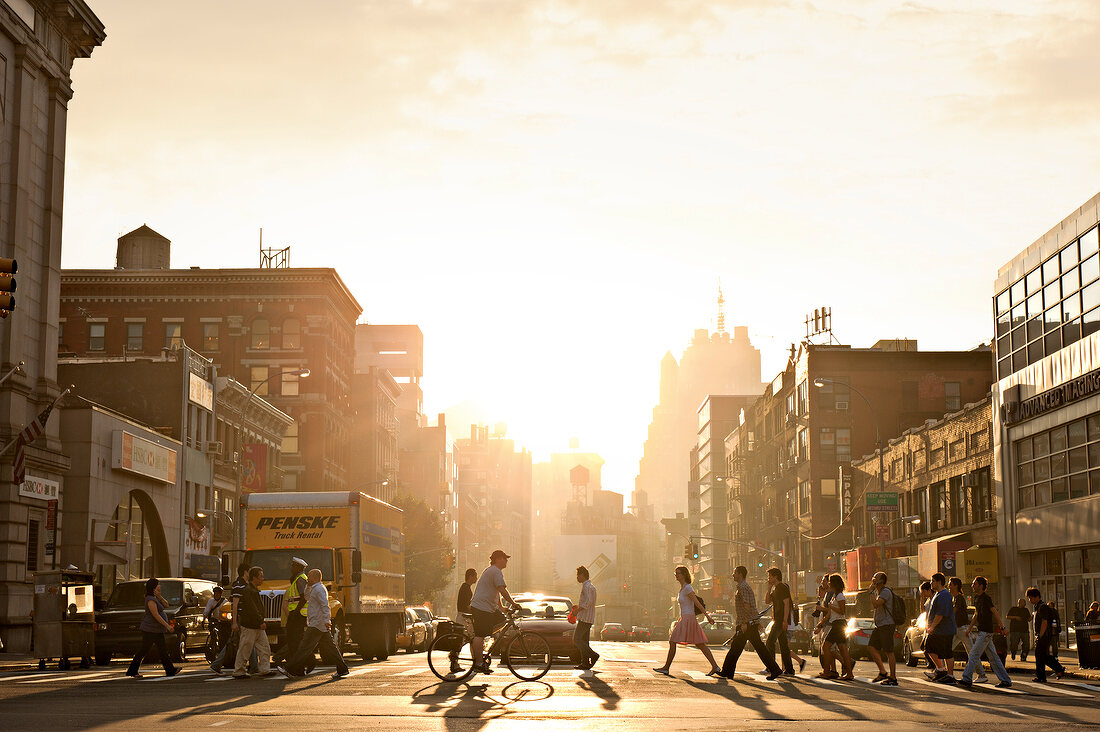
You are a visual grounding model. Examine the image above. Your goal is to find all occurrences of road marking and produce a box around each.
[1072,682,1100,692]
[0,672,68,683]
[345,667,377,677]
[18,670,119,684]
[682,670,710,680]
[1013,680,1090,697]
[394,668,426,676]
[205,676,233,682]
[807,676,842,685]
[209,721,230,727]
[629,669,657,679]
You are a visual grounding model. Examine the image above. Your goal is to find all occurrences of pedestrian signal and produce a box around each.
[0,257,15,318]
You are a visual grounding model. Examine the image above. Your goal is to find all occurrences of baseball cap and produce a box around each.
[490,550,511,561]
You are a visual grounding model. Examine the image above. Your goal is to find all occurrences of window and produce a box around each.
[915,487,929,527]
[932,482,948,527]
[798,480,811,515]
[281,367,301,396]
[930,446,945,467]
[89,323,105,351]
[282,319,301,349]
[250,366,269,395]
[819,428,836,462]
[250,318,270,349]
[164,323,183,349]
[58,321,64,347]
[26,519,39,572]
[1014,417,1100,508]
[951,476,968,526]
[282,422,299,454]
[945,382,961,411]
[797,380,808,415]
[797,428,808,460]
[948,438,965,461]
[202,323,220,352]
[836,428,851,463]
[126,323,143,351]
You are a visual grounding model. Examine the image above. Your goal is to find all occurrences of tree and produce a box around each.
[394,493,452,605]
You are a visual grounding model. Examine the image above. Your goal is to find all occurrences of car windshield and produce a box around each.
[605,623,622,629]
[515,598,572,618]
[243,549,334,582]
[413,608,432,622]
[107,581,183,609]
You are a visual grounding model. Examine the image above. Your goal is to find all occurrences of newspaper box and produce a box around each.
[32,570,96,670]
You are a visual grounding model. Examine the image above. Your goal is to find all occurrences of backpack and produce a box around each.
[888,589,907,626]
[695,595,706,615]
[1049,604,1061,636]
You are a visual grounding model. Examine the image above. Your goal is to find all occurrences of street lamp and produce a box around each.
[872,514,921,574]
[235,367,310,546]
[195,509,235,539]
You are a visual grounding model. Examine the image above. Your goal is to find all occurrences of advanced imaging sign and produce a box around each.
[1004,368,1100,425]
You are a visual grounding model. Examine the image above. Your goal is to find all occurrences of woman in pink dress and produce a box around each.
[654,566,721,676]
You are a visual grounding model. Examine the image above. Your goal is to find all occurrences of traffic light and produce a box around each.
[690,542,699,560]
[756,556,765,569]
[0,257,15,318]
[445,552,455,569]
[683,543,691,561]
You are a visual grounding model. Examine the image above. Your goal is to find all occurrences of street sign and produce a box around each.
[875,523,890,542]
[866,492,899,511]
[838,465,852,516]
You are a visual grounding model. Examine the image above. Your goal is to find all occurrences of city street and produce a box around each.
[2,642,1098,730]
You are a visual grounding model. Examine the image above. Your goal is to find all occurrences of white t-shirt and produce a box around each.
[678,584,697,616]
[470,564,507,613]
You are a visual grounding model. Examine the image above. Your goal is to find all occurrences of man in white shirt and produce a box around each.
[469,549,517,674]
[573,565,599,670]
[277,569,349,680]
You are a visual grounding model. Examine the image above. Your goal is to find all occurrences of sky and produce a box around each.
[60,0,1100,498]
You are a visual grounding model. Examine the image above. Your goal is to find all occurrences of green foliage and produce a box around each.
[394,493,452,605]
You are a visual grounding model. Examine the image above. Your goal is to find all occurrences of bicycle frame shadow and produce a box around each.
[410,679,555,730]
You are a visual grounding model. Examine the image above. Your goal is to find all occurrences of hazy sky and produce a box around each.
[61,0,1100,500]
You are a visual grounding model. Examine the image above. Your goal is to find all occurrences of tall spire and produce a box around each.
[716,280,726,335]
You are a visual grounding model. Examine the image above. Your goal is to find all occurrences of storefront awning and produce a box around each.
[917,532,973,579]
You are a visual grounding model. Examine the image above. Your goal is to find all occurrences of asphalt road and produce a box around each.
[2,642,1098,730]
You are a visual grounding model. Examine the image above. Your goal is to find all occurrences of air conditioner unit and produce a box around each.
[204,441,223,455]
[835,400,849,411]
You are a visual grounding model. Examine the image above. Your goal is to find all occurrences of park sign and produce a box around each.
[866,491,899,511]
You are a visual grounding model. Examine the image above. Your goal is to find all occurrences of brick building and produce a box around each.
[0,0,105,652]
[59,227,361,494]
[723,341,993,599]
[851,395,996,593]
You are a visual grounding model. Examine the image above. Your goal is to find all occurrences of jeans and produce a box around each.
[234,627,272,676]
[126,631,177,676]
[765,620,794,673]
[1008,630,1030,660]
[287,626,347,675]
[1034,635,1065,681]
[273,611,306,663]
[955,630,985,678]
[214,627,258,673]
[961,631,1010,685]
[573,621,598,666]
[722,622,781,676]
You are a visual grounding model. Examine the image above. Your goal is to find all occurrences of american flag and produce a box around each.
[12,401,57,486]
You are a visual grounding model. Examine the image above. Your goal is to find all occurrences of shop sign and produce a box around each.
[1003,368,1100,424]
[19,473,59,501]
[242,443,267,493]
[838,465,852,517]
[112,431,177,484]
[956,546,998,582]
[188,372,214,411]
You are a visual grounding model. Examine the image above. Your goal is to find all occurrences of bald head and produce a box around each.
[307,569,322,584]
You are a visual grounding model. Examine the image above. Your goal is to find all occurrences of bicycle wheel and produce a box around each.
[427,633,477,682]
[504,631,552,681]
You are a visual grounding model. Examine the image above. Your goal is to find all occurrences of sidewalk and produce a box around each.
[1001,653,1100,682]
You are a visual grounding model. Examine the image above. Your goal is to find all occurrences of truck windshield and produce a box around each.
[244,549,334,582]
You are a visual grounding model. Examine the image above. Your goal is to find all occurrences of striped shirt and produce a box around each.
[734,580,759,625]
[577,580,597,624]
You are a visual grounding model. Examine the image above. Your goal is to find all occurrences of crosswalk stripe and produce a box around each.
[629,669,656,679]
[0,671,67,682]
[1012,680,1091,697]
[1073,682,1100,693]
[682,670,709,680]
[394,668,426,676]
[18,670,117,684]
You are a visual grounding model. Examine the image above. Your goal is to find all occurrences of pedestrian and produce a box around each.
[652,566,721,677]
[271,557,309,667]
[813,575,837,677]
[1027,587,1066,683]
[449,568,477,673]
[817,573,854,681]
[958,576,1012,689]
[278,569,349,680]
[950,576,985,682]
[918,580,935,669]
[718,565,783,680]
[924,572,957,684]
[573,565,599,670]
[868,571,898,686]
[204,586,228,656]
[234,566,277,679]
[762,567,797,675]
[212,562,257,675]
[469,550,518,675]
[1086,601,1100,623]
[1006,598,1032,662]
[125,578,179,679]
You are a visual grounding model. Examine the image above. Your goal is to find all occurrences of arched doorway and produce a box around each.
[96,489,170,597]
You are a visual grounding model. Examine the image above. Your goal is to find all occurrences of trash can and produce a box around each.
[1074,623,1100,669]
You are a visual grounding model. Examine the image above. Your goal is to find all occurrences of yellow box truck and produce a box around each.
[231,491,405,661]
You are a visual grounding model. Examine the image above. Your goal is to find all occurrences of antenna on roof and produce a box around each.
[259,228,290,269]
[716,280,726,335]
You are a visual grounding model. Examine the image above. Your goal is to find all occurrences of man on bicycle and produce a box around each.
[469,549,517,674]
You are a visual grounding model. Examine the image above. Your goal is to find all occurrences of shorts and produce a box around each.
[471,608,505,637]
[825,620,847,645]
[869,625,895,653]
[925,633,953,659]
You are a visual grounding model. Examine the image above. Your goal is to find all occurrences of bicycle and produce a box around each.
[427,607,552,682]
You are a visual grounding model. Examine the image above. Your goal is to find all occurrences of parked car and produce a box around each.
[844,617,904,659]
[410,605,444,649]
[600,622,628,641]
[760,618,813,655]
[902,607,1007,667]
[396,607,430,653]
[698,620,737,646]
[512,593,584,664]
[629,626,652,642]
[94,579,216,666]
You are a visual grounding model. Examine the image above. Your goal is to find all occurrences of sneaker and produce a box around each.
[475,665,494,675]
[126,672,143,679]
[275,665,289,677]
[258,670,278,677]
[331,669,349,679]
[938,675,957,685]
[996,681,1012,688]
[976,676,989,683]
[209,664,224,676]
[957,678,973,688]
[590,653,600,668]
[449,663,462,674]
[924,670,944,681]
[765,671,781,681]
[882,677,899,686]
[1030,677,1046,683]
